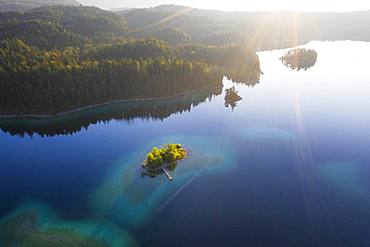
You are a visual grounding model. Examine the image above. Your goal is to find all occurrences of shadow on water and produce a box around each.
[0,88,222,138]
[0,72,262,138]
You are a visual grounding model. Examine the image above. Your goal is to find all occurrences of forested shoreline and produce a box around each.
[0,6,262,115]
[0,39,226,115]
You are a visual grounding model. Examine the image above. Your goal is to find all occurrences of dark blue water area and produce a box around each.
[1,41,370,246]
[137,129,370,246]
[0,129,124,219]
[0,99,232,221]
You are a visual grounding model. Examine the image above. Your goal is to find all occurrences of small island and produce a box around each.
[224,86,243,111]
[280,48,318,70]
[142,144,187,180]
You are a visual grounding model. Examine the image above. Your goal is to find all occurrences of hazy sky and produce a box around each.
[78,0,370,12]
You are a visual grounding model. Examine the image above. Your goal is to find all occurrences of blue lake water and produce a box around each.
[1,41,370,246]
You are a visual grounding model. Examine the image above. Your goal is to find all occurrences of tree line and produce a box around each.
[0,6,262,115]
[0,6,128,49]
[0,39,223,114]
[176,44,262,84]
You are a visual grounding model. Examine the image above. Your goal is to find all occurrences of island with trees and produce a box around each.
[142,144,187,180]
[280,48,318,70]
[224,86,243,111]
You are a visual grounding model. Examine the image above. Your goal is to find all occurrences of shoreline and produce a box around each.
[0,86,222,120]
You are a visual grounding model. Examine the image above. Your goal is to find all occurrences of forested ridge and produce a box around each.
[0,0,79,12]
[121,5,370,49]
[0,5,261,115]
[0,6,128,49]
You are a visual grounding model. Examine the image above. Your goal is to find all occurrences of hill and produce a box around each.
[0,6,128,48]
[120,5,370,49]
[0,0,80,12]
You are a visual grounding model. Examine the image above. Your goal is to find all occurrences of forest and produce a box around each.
[0,39,227,114]
[0,6,128,49]
[1,2,368,115]
[0,5,262,115]
[121,5,370,49]
[0,0,79,12]
[0,6,263,115]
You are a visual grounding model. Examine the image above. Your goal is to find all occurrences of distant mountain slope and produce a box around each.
[0,6,128,48]
[120,5,370,49]
[0,0,80,12]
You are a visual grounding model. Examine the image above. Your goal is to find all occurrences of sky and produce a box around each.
[78,0,370,12]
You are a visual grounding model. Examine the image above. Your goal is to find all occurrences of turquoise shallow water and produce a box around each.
[91,135,236,229]
[1,41,370,246]
[0,201,138,246]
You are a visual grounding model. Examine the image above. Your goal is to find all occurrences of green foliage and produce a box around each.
[0,39,223,114]
[0,6,128,49]
[176,43,259,67]
[0,0,79,12]
[177,43,262,84]
[0,6,263,115]
[151,27,190,45]
[144,144,187,170]
[84,38,172,60]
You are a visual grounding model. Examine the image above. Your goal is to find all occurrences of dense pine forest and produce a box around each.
[0,5,262,115]
[0,0,79,12]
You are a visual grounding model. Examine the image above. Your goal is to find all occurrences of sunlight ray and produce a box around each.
[133,7,193,34]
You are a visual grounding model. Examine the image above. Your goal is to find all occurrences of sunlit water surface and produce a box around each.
[1,41,370,246]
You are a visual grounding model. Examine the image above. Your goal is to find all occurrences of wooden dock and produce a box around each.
[161,167,173,181]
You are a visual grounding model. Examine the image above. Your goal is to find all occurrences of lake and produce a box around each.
[1,41,370,246]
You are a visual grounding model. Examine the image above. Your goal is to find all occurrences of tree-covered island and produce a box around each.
[142,144,187,179]
[224,86,242,111]
[280,48,318,70]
